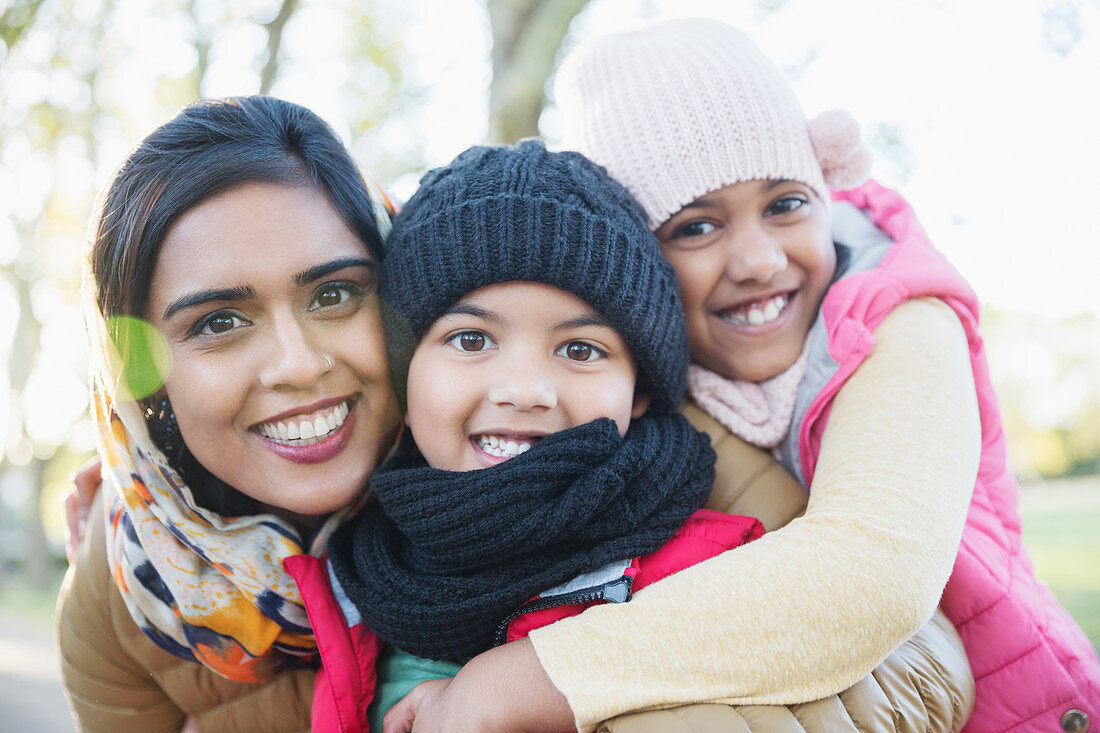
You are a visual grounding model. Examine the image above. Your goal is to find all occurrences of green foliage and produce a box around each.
[1020,476,1100,653]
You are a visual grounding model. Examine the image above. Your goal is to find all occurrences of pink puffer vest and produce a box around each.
[782,180,1099,732]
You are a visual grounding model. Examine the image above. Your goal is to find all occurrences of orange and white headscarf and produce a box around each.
[82,176,395,682]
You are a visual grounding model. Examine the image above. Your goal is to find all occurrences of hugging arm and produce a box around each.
[410,298,978,731]
[527,298,979,729]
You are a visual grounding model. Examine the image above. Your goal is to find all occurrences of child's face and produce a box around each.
[405,282,650,472]
[654,179,835,382]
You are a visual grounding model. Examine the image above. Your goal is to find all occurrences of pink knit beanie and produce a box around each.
[554,18,872,229]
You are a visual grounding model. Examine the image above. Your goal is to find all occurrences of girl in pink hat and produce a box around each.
[539,17,1099,733]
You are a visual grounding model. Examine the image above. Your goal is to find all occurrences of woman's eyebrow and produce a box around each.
[162,285,255,321]
[295,256,375,285]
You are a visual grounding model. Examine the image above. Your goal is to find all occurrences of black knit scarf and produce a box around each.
[328,415,715,662]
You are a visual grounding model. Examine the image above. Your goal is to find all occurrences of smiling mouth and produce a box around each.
[254,398,355,446]
[473,434,540,459]
[716,292,793,326]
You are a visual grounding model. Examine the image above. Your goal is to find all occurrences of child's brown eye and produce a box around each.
[446,330,495,353]
[767,196,808,216]
[558,341,606,362]
[674,221,716,238]
[460,332,486,351]
[567,343,592,361]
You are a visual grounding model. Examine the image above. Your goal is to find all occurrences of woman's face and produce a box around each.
[146,182,400,527]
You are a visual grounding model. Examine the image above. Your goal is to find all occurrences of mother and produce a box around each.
[59,95,401,731]
[59,95,970,732]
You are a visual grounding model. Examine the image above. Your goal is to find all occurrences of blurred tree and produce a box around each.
[0,0,414,585]
[486,0,590,142]
[1,0,117,584]
[260,0,300,94]
[985,307,1100,479]
[0,0,45,52]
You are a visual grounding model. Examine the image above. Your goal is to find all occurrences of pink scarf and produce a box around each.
[686,345,810,449]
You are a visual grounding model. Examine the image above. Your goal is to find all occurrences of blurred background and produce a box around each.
[1,0,1098,729]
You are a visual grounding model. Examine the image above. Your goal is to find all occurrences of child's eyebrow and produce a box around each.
[440,303,507,326]
[680,179,794,213]
[553,314,614,332]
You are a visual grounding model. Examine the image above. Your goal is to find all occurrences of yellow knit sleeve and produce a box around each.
[528,298,982,731]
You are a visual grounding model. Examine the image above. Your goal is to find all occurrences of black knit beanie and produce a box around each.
[381,140,688,415]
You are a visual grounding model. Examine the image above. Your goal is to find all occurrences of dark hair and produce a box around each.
[91,95,385,320]
[89,96,385,518]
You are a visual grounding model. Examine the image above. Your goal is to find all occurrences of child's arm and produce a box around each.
[524,297,979,729]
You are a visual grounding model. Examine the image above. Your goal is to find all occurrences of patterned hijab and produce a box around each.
[82,176,395,683]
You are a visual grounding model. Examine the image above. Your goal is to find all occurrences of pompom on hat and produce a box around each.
[554,18,872,229]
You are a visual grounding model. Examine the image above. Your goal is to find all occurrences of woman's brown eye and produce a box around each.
[566,343,593,361]
[317,287,341,306]
[459,332,486,351]
[208,315,235,333]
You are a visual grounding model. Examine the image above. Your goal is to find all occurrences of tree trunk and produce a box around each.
[259,0,299,95]
[486,0,591,143]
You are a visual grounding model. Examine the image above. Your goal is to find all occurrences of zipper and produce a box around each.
[493,575,633,646]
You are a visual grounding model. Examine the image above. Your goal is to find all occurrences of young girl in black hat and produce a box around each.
[288,139,763,732]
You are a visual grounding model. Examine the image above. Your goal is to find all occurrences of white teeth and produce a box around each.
[721,294,789,326]
[256,399,352,445]
[476,435,537,459]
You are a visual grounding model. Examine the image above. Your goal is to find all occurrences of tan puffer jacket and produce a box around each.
[595,405,975,732]
[57,412,973,732]
[56,489,313,733]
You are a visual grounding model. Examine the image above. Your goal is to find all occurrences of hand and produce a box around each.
[382,638,574,732]
[63,459,103,563]
[382,678,449,733]
[180,715,203,733]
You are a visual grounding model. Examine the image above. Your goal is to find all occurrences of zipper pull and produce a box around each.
[601,575,632,603]
[494,575,634,646]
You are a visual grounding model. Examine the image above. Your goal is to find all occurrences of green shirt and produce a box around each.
[367,646,464,731]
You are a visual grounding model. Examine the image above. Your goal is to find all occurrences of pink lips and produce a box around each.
[256,402,357,465]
